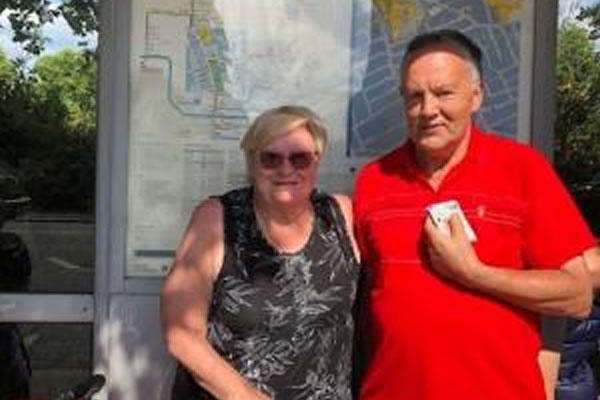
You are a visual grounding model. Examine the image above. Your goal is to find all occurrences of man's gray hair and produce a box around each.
[400,29,484,90]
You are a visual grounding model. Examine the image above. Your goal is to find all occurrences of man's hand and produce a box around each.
[424,212,483,287]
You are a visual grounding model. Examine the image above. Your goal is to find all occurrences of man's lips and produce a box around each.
[420,123,442,129]
[419,124,444,134]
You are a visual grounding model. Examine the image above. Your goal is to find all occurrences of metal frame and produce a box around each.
[0,294,94,322]
[94,1,165,397]
[97,0,163,297]
[93,0,116,392]
[516,0,536,144]
[531,0,559,157]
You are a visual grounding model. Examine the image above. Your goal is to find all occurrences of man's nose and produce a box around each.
[420,93,438,117]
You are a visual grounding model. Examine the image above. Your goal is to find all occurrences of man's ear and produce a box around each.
[471,81,484,113]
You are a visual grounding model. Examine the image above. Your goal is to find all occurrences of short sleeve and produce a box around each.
[522,150,597,269]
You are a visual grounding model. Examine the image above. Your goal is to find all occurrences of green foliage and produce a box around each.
[0,49,17,82]
[0,47,96,212]
[554,22,600,183]
[33,50,96,135]
[0,0,99,211]
[0,0,97,55]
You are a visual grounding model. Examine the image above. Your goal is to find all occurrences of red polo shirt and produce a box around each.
[354,125,596,400]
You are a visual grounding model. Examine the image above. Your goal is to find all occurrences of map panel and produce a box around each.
[127,0,533,276]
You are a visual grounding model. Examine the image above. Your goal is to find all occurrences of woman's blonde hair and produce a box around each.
[240,105,328,179]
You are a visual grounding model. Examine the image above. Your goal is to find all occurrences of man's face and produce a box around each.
[401,44,483,159]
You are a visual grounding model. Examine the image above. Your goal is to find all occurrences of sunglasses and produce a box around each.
[258,150,317,170]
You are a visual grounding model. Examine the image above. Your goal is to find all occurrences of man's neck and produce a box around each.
[416,127,472,190]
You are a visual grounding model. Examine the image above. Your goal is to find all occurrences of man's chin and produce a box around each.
[415,136,445,151]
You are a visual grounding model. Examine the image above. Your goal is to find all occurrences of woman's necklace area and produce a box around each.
[253,202,315,254]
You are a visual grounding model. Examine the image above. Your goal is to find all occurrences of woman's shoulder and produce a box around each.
[331,193,352,210]
[189,197,224,239]
[315,191,360,262]
[312,191,352,220]
[169,197,225,283]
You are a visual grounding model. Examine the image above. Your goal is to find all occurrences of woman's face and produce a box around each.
[252,124,319,209]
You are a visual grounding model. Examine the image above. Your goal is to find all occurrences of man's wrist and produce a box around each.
[464,259,488,290]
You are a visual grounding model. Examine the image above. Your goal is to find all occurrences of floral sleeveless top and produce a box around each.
[172,187,360,400]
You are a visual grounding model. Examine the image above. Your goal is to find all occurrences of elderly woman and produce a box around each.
[161,105,361,400]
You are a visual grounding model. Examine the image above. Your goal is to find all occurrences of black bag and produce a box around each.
[0,232,31,292]
[0,231,32,399]
[0,324,31,400]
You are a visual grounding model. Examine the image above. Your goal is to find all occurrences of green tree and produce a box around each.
[0,47,96,212]
[0,0,97,55]
[554,22,600,183]
[33,49,96,135]
[21,49,97,212]
[0,48,17,82]
[0,48,37,168]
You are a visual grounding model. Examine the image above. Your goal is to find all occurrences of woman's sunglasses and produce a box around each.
[258,151,317,170]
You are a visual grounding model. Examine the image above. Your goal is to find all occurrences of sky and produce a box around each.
[559,0,599,22]
[0,6,97,66]
[559,0,600,50]
[0,0,597,66]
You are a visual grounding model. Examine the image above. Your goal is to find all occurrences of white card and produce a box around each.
[427,200,477,242]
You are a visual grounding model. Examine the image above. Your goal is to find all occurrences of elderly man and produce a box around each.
[353,29,597,400]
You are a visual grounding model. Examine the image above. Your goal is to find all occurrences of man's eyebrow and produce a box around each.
[404,83,457,92]
[432,82,460,89]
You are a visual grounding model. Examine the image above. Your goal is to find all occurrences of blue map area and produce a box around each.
[348,0,523,157]
[141,6,248,141]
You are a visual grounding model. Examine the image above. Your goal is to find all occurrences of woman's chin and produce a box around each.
[271,189,310,205]
[272,192,302,205]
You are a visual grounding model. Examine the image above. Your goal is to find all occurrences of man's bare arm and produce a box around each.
[584,246,600,290]
[424,214,593,318]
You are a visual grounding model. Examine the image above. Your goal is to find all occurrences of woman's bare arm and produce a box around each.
[160,199,271,400]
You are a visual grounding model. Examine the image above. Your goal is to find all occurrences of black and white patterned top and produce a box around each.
[172,187,360,400]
